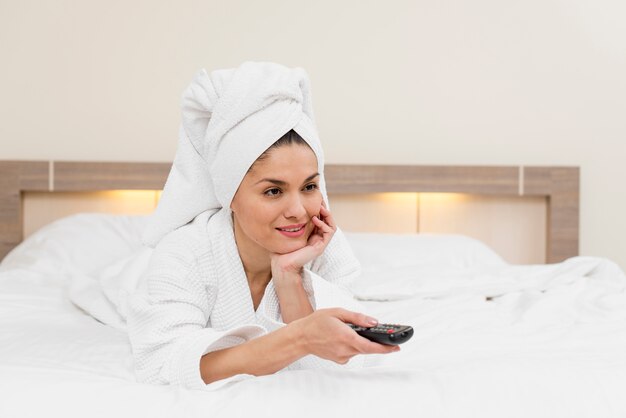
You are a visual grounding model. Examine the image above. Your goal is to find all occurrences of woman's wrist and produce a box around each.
[273,269,303,289]
[286,317,311,357]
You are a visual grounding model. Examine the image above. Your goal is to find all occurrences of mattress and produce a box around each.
[1,213,625,418]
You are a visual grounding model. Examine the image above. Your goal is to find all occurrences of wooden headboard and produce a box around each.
[0,161,579,263]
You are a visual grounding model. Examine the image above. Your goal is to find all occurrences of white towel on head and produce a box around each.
[142,61,329,248]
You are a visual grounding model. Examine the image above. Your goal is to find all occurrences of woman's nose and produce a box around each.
[283,194,307,219]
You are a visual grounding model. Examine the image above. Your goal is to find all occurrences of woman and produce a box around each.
[127,62,399,391]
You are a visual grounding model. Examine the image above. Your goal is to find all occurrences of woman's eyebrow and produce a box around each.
[255,172,319,186]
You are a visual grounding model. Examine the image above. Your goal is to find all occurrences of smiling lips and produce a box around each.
[276,223,307,238]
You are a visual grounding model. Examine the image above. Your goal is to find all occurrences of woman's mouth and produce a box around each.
[276,223,307,238]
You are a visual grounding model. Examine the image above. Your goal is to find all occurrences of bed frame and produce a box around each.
[0,160,579,263]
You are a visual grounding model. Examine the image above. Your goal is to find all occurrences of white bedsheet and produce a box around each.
[2,254,626,418]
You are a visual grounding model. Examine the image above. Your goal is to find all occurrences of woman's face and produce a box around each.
[230,143,322,255]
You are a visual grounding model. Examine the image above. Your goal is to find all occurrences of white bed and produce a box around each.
[1,212,626,418]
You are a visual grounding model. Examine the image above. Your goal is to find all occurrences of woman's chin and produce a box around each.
[271,238,308,255]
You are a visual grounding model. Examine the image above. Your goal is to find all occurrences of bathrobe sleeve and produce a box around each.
[126,231,266,391]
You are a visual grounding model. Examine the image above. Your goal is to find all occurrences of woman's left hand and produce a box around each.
[270,202,336,281]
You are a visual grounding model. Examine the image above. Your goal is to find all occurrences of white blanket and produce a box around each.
[2,255,626,417]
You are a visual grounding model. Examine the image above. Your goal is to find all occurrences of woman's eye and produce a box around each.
[304,183,318,192]
[264,188,281,197]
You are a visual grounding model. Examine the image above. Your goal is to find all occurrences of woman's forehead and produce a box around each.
[249,144,318,177]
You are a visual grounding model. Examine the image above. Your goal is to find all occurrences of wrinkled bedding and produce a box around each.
[1,214,625,418]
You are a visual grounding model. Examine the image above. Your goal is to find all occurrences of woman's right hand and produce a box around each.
[292,308,400,364]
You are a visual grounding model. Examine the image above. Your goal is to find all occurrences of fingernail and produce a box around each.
[367,317,378,326]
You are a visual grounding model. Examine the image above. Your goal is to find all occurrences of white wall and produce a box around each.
[1,0,625,270]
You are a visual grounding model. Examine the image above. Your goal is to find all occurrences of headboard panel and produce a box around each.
[324,165,519,194]
[0,161,579,264]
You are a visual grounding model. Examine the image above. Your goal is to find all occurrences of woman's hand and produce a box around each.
[291,308,400,363]
[270,202,336,280]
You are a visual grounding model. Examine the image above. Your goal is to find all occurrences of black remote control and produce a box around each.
[347,323,414,346]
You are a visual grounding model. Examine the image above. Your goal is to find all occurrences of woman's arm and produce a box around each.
[200,308,398,385]
[273,270,314,323]
[200,318,306,384]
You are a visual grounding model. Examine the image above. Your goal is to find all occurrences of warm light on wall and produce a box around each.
[335,192,471,204]
[336,192,472,212]
[416,192,471,204]
[95,190,164,207]
[373,192,419,204]
[23,190,164,238]
[97,189,159,198]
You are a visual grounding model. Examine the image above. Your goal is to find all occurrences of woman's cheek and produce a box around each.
[306,193,323,215]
